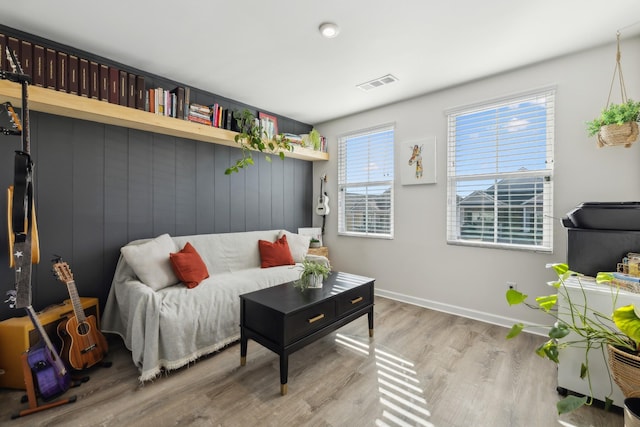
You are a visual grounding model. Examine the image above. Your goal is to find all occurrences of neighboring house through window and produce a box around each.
[446,87,555,251]
[338,124,394,238]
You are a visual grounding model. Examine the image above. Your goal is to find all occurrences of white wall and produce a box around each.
[313,36,640,329]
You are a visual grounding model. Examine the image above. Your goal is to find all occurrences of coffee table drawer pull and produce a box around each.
[351,296,363,304]
[308,314,325,324]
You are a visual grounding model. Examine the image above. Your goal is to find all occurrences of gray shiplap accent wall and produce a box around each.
[0,112,312,321]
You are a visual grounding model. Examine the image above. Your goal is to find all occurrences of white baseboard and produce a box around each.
[375,288,546,337]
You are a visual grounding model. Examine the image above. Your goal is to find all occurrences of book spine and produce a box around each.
[45,48,57,89]
[90,61,99,99]
[57,51,68,92]
[33,45,45,86]
[79,58,89,97]
[20,40,33,78]
[108,67,119,104]
[136,75,145,110]
[148,88,155,113]
[68,54,79,95]
[184,87,190,120]
[0,34,6,72]
[127,73,136,107]
[7,37,19,71]
[118,70,127,106]
[187,115,212,126]
[99,64,109,101]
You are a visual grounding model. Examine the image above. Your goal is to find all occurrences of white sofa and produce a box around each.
[102,229,327,382]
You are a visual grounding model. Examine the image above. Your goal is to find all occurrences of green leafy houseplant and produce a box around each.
[586,99,640,141]
[506,263,640,414]
[225,109,293,174]
[293,259,330,290]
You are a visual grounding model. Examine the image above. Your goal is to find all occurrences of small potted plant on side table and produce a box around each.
[294,259,330,290]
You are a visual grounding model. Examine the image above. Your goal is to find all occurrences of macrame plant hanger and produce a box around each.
[597,31,639,148]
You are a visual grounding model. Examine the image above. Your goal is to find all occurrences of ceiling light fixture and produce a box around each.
[319,22,340,38]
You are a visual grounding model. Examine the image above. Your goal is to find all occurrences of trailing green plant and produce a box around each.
[586,99,640,136]
[309,128,321,150]
[506,263,640,414]
[225,109,293,174]
[293,259,330,291]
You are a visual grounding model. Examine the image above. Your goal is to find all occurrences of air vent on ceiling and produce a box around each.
[356,74,398,91]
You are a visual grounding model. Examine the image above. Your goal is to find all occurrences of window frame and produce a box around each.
[337,123,395,239]
[445,86,555,252]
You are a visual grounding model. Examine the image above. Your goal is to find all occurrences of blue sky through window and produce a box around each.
[454,99,548,178]
[344,129,394,194]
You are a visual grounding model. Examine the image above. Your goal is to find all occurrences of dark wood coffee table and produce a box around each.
[239,271,375,395]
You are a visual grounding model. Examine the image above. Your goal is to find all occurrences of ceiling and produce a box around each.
[2,1,640,125]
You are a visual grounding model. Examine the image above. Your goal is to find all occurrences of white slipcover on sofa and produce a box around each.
[102,229,326,382]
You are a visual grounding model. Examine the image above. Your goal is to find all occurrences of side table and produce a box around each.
[307,246,328,259]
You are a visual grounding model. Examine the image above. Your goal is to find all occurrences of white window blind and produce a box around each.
[446,87,555,252]
[338,124,394,238]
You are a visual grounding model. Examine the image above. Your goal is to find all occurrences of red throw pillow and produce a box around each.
[258,235,295,268]
[169,242,210,289]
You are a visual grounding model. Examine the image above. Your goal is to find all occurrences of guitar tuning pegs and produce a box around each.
[4,289,17,308]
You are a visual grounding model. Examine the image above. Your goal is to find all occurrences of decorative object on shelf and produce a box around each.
[294,259,330,290]
[225,109,293,174]
[309,238,321,248]
[401,137,436,185]
[505,263,640,414]
[309,128,322,151]
[298,227,322,246]
[258,112,278,140]
[586,32,640,148]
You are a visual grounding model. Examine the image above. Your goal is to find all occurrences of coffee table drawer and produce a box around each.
[285,300,336,344]
[336,285,373,317]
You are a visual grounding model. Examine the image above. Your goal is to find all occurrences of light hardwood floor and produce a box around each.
[0,297,624,426]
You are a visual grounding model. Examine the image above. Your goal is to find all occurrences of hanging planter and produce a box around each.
[597,121,639,148]
[586,32,640,148]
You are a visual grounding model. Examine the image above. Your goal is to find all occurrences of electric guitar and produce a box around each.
[52,260,109,370]
[5,46,39,310]
[4,292,70,401]
[315,174,330,216]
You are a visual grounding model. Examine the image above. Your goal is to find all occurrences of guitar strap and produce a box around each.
[7,151,38,308]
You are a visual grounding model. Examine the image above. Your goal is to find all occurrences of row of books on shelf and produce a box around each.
[283,133,328,152]
[0,32,239,127]
[1,32,328,151]
[1,32,154,110]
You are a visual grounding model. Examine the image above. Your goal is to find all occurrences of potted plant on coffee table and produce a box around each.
[294,259,330,290]
[505,263,640,414]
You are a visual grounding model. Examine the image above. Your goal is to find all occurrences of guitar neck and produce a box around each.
[25,305,67,375]
[66,280,87,324]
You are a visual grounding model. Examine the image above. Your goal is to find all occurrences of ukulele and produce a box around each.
[52,260,108,370]
[315,174,330,216]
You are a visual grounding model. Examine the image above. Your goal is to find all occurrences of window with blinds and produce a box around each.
[446,87,555,252]
[338,124,394,238]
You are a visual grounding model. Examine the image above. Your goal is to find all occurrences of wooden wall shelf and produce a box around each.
[0,80,328,162]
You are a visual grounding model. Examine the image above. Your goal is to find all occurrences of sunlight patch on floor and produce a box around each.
[334,333,433,427]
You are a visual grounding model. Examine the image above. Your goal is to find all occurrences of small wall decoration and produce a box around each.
[258,112,278,140]
[401,137,436,185]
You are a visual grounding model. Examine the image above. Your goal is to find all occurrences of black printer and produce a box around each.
[563,202,640,277]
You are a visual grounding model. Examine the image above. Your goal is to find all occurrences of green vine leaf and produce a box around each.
[225,109,294,174]
[557,395,588,415]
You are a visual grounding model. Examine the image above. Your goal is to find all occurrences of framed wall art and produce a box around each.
[401,137,436,185]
